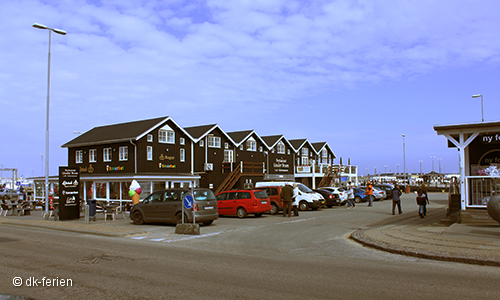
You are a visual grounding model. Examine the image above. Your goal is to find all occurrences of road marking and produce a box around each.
[131,236,148,240]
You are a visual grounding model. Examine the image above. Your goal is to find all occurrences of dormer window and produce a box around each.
[246,137,256,151]
[159,125,175,144]
[277,141,285,154]
[208,136,221,148]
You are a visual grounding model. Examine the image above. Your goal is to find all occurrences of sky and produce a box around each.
[1,0,500,179]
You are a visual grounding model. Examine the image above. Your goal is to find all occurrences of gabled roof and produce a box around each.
[261,135,294,151]
[61,116,189,148]
[311,142,337,159]
[288,139,311,152]
[184,124,234,143]
[227,130,267,147]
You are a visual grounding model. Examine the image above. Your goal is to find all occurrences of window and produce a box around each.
[224,150,233,163]
[277,141,285,154]
[103,148,112,162]
[119,146,128,161]
[76,150,83,163]
[287,149,290,155]
[246,138,256,151]
[208,136,221,148]
[147,146,153,161]
[321,150,328,164]
[225,142,229,149]
[301,156,308,166]
[301,148,308,156]
[259,146,263,152]
[147,134,153,142]
[180,138,185,145]
[240,145,243,150]
[89,149,97,162]
[200,140,204,147]
[180,149,185,162]
[159,129,175,143]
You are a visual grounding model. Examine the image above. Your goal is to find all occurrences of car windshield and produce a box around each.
[193,190,216,201]
[254,191,268,199]
[298,184,313,193]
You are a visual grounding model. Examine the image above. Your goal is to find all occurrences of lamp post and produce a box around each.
[419,160,423,175]
[430,156,435,172]
[402,134,406,190]
[33,23,66,219]
[472,94,484,122]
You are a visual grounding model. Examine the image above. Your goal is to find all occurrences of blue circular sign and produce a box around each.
[183,194,194,209]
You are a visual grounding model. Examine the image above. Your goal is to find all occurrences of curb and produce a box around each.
[349,229,500,267]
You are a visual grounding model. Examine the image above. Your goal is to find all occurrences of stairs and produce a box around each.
[215,163,241,194]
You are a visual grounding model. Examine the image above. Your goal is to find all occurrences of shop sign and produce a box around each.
[297,166,311,173]
[106,165,125,171]
[159,163,176,169]
[58,167,80,220]
[79,164,94,173]
[273,158,289,173]
[160,154,175,160]
[481,134,500,144]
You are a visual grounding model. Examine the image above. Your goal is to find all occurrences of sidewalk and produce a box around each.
[350,206,500,266]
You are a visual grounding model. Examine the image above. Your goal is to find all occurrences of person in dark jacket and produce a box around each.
[280,184,294,218]
[391,184,403,215]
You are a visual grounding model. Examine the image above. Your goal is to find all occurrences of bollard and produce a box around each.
[84,204,89,223]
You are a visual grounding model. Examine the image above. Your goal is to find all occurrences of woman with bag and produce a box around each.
[416,184,429,218]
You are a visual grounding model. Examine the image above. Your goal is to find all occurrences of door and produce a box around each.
[161,190,181,222]
[141,191,163,221]
[216,192,230,215]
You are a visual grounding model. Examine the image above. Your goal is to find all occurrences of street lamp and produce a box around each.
[419,160,423,175]
[438,158,442,174]
[402,134,406,190]
[430,156,436,172]
[33,23,66,219]
[472,94,484,122]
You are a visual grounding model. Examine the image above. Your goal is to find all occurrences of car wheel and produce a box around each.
[202,220,213,226]
[132,211,144,225]
[299,201,309,211]
[236,207,247,218]
[175,213,186,224]
[355,196,362,203]
[270,202,279,215]
[254,213,263,217]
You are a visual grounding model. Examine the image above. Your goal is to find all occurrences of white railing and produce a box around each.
[465,176,500,208]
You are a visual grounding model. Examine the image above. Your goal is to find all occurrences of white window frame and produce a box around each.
[301,148,308,156]
[89,149,97,162]
[147,146,153,161]
[119,146,128,161]
[224,150,234,163]
[180,138,185,145]
[246,138,256,151]
[208,136,221,148]
[76,150,83,164]
[103,148,112,162]
[277,141,285,154]
[225,142,229,149]
[147,134,153,142]
[301,156,308,166]
[200,140,204,147]
[159,129,175,144]
[180,149,185,162]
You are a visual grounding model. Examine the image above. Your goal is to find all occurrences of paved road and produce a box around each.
[1,193,500,299]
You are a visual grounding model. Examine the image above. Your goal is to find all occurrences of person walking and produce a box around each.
[416,184,429,218]
[391,184,402,215]
[280,183,293,218]
[364,181,374,207]
[346,183,356,209]
[292,183,299,217]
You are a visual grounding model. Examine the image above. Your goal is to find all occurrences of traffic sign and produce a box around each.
[183,194,194,209]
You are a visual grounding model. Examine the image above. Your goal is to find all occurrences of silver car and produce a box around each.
[130,188,218,226]
[1,188,20,200]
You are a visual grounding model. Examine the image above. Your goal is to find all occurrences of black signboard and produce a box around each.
[58,166,80,220]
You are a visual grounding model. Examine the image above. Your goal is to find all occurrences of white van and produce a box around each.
[255,182,323,211]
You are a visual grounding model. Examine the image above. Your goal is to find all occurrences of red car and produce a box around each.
[215,189,271,218]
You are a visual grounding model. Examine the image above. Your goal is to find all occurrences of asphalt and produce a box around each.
[2,197,500,267]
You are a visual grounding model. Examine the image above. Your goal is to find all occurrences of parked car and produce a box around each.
[1,188,19,200]
[255,182,322,211]
[359,186,386,201]
[254,186,283,215]
[374,184,394,199]
[321,187,348,205]
[313,189,340,208]
[130,188,218,226]
[215,189,271,218]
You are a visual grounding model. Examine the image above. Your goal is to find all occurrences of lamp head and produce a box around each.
[472,94,482,98]
[32,23,48,30]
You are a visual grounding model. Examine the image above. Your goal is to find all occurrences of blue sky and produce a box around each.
[1,0,499,178]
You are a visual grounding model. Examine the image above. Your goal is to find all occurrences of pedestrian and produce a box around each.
[292,183,299,217]
[364,181,374,207]
[280,183,293,218]
[391,184,402,215]
[416,184,429,218]
[346,183,356,209]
